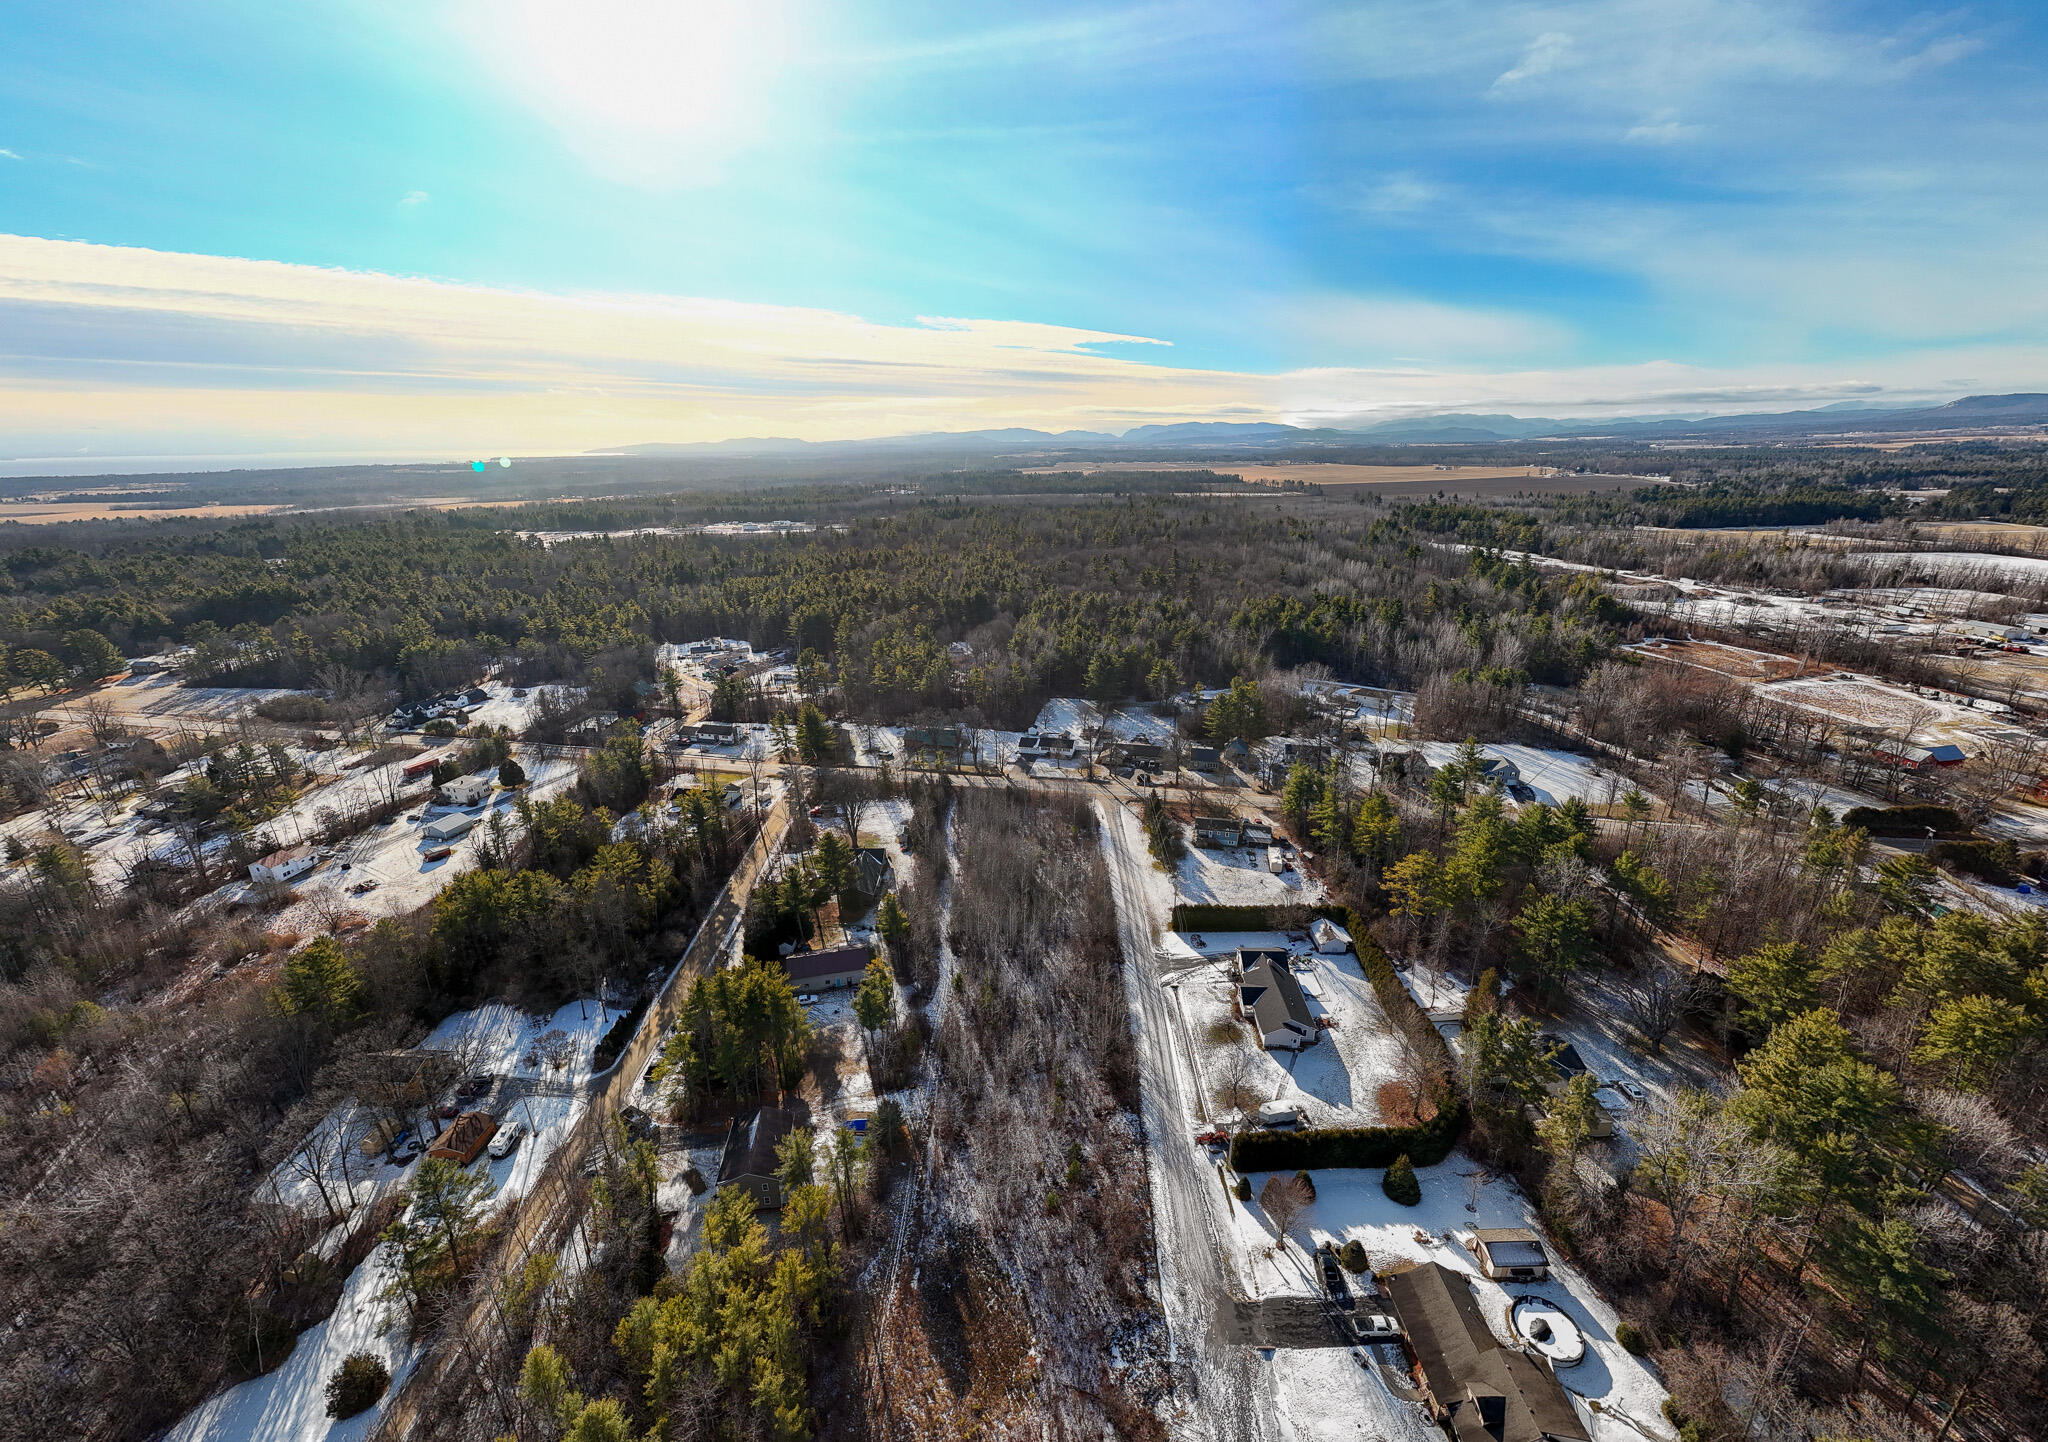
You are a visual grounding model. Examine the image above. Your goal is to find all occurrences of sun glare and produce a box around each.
[463,0,791,180]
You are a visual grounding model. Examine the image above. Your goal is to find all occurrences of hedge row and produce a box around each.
[1840,804,1968,837]
[592,993,652,1075]
[1229,1101,1467,1172]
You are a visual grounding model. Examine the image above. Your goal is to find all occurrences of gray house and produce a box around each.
[1237,950,1318,1051]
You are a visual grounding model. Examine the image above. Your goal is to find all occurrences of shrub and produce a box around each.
[1229,1102,1465,1173]
[326,1353,390,1419]
[1929,838,2018,884]
[1616,1321,1647,1355]
[1338,1239,1369,1273]
[591,993,652,1074]
[1841,804,1967,837]
[1233,1176,1252,1202]
[1294,1169,1316,1201]
[1382,1154,1421,1206]
[497,758,527,788]
[1661,1399,1685,1426]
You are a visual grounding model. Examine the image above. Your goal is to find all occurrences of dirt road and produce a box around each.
[1096,798,1261,1442]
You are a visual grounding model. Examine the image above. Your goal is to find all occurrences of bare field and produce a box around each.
[1766,674,1999,742]
[1635,638,1821,682]
[1024,460,1648,497]
[0,501,283,524]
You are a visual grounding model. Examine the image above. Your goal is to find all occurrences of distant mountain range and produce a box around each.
[603,393,2048,457]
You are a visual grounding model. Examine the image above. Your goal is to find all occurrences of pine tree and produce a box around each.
[1383,1154,1421,1205]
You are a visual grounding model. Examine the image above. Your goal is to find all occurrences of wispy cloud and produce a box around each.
[1489,32,1572,94]
[0,148,20,162]
[0,234,2041,461]
[398,190,430,207]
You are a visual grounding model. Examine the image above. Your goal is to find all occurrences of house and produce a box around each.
[1194,815,1249,849]
[1222,738,1250,764]
[1253,736,1327,787]
[1310,916,1351,954]
[427,1111,498,1166]
[1470,1227,1551,1282]
[1188,746,1223,773]
[423,812,477,842]
[902,726,964,758]
[854,847,896,897]
[250,843,318,885]
[719,1106,799,1210]
[1017,731,1076,758]
[440,774,492,807]
[1237,950,1318,1051]
[1383,1261,1589,1442]
[463,687,490,706]
[1118,741,1167,768]
[678,721,740,748]
[1874,741,1967,771]
[784,944,872,991]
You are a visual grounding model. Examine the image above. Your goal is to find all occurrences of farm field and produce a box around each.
[1765,673,2012,745]
[0,500,284,523]
[1631,637,1823,682]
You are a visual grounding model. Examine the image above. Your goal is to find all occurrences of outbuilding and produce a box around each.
[423,812,477,842]
[427,1111,498,1166]
[1310,916,1351,954]
[1471,1227,1552,1282]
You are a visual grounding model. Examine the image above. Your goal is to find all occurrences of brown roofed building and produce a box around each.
[1382,1261,1589,1442]
[427,1111,498,1166]
[1472,1227,1551,1282]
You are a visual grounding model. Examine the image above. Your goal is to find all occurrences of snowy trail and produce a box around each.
[1095,799,1259,1442]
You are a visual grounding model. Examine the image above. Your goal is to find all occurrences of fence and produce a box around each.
[368,800,790,1439]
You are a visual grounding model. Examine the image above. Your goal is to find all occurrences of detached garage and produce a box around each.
[423,813,477,842]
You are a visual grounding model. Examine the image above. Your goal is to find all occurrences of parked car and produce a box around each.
[456,1075,489,1100]
[488,1121,528,1160]
[1318,1248,1353,1310]
[1353,1313,1400,1341]
[1616,1080,1647,1104]
[795,993,818,1006]
[620,1105,656,1140]
[434,1103,459,1120]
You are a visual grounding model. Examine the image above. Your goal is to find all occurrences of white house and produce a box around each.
[440,775,493,807]
[250,843,317,885]
[423,813,477,842]
[1310,916,1352,954]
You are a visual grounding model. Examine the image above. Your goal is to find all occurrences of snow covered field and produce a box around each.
[421,996,620,1081]
[1033,697,1183,745]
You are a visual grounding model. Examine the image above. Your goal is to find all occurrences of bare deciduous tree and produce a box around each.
[1259,1172,1312,1246]
[1612,960,1711,1055]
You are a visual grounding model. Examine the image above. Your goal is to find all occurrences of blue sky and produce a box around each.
[2,0,2046,459]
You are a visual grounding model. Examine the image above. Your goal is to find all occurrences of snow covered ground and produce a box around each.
[462,681,576,735]
[1179,945,1404,1128]
[1032,697,1184,745]
[1413,742,1634,810]
[1175,840,1321,907]
[165,1241,423,1442]
[1845,550,2048,584]
[1230,1159,1673,1442]
[420,997,620,1081]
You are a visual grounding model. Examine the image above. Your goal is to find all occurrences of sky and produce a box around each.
[2,0,2046,462]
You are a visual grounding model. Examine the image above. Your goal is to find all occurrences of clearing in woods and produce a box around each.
[1635,638,1823,682]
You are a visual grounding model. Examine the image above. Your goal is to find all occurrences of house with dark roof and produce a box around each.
[902,726,963,757]
[854,847,896,896]
[784,944,872,991]
[1237,949,1318,1051]
[719,1106,799,1210]
[1382,1261,1590,1442]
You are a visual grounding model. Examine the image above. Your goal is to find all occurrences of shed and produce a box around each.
[423,812,477,842]
[250,843,317,886]
[427,1111,498,1166]
[854,847,896,896]
[1471,1227,1551,1281]
[1310,916,1351,954]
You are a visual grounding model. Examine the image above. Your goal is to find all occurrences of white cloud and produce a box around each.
[0,149,20,161]
[1490,32,1572,94]
[398,190,430,207]
[1622,114,1702,144]
[1286,294,1574,363]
